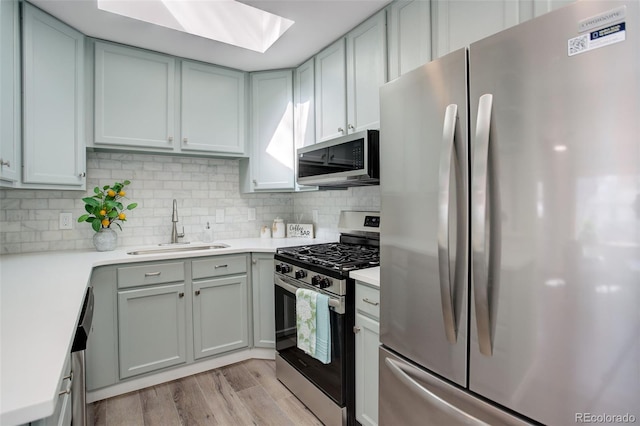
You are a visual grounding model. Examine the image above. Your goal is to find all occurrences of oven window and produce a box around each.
[274,284,346,405]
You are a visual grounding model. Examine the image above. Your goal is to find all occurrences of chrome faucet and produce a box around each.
[170,199,185,244]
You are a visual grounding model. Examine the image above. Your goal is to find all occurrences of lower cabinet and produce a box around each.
[31,354,72,426]
[354,281,380,426]
[251,253,275,348]
[193,275,248,359]
[87,255,251,391]
[118,283,187,379]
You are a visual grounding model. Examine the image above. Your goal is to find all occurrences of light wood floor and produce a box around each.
[89,359,323,426]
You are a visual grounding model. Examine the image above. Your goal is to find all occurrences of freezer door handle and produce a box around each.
[437,103,459,344]
[385,357,490,425]
[472,94,496,356]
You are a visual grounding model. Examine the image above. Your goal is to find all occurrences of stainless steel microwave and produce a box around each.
[296,130,379,188]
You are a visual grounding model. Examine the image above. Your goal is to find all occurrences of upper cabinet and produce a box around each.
[93,42,246,157]
[530,0,575,18]
[387,0,432,80]
[22,3,85,188]
[241,70,295,192]
[431,0,521,58]
[94,42,176,150]
[0,0,20,184]
[315,10,387,143]
[314,39,347,143]
[181,61,246,155]
[345,10,387,134]
[430,0,574,59]
[294,57,315,150]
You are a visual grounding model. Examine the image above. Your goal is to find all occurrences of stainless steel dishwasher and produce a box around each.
[71,287,94,426]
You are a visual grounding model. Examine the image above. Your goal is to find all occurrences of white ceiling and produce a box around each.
[29,0,392,72]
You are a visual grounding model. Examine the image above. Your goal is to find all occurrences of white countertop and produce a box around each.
[0,237,329,426]
[350,266,380,287]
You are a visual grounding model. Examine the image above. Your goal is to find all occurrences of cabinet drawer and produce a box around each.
[192,255,247,279]
[117,262,185,289]
[355,283,380,320]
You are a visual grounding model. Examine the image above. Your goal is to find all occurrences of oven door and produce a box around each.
[274,275,346,406]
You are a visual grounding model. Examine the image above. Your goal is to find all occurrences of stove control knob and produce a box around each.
[311,275,322,287]
[319,278,332,289]
[280,264,292,274]
[295,270,307,279]
[275,264,282,272]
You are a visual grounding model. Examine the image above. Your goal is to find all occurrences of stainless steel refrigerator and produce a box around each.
[379,1,639,425]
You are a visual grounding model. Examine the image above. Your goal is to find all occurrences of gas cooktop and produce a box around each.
[276,242,380,272]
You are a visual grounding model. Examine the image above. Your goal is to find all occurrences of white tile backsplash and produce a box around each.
[0,152,381,254]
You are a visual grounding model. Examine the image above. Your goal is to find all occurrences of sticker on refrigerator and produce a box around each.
[568,22,625,56]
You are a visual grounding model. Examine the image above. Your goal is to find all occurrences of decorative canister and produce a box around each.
[260,225,272,239]
[272,218,286,238]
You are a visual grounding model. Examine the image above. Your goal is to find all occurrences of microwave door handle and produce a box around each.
[472,94,496,357]
[437,103,459,344]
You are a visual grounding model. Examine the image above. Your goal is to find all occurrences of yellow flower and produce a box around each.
[101,219,110,227]
[119,190,126,197]
[118,213,126,220]
[107,189,116,197]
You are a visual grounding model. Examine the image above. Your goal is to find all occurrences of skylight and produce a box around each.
[97,0,295,53]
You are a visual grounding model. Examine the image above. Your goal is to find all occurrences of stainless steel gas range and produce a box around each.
[273,211,380,426]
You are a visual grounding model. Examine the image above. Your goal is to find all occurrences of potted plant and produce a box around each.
[78,180,138,251]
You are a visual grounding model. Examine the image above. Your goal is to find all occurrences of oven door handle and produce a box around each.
[275,276,341,309]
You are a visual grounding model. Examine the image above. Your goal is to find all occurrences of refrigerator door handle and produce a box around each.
[438,103,459,344]
[385,357,490,425]
[472,94,494,356]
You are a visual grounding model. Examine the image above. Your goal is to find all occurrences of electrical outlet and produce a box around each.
[215,209,225,224]
[59,212,73,230]
[313,210,319,223]
[248,208,256,221]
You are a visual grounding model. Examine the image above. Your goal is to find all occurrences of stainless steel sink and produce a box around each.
[127,244,230,255]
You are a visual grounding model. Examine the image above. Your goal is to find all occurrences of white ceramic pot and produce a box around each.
[260,225,272,239]
[93,228,118,251]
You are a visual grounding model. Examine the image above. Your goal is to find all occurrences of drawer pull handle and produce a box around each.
[195,290,201,296]
[145,272,161,277]
[214,264,228,269]
[353,326,361,334]
[363,298,379,306]
[179,292,184,298]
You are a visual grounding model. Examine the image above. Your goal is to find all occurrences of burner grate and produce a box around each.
[278,243,380,272]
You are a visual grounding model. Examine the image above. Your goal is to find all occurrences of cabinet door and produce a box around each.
[315,39,347,142]
[193,275,248,359]
[432,0,521,58]
[294,57,315,149]
[249,70,295,190]
[86,267,119,391]
[532,0,574,18]
[95,42,175,149]
[346,11,387,133]
[22,3,85,187]
[181,61,246,154]
[355,311,380,426]
[118,283,187,378]
[0,0,20,183]
[251,254,275,348]
[388,0,432,80]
